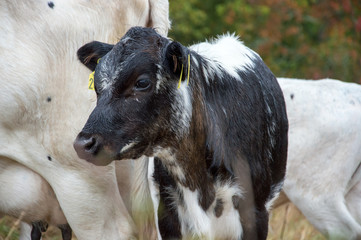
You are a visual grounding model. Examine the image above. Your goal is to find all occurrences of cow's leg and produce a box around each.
[346,180,361,232]
[283,132,361,239]
[44,163,136,240]
[346,161,361,225]
[256,208,269,240]
[284,159,361,240]
[327,198,361,240]
[59,224,72,240]
[19,222,32,240]
[131,157,159,240]
[288,192,361,240]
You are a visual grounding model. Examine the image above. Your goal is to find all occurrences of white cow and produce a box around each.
[277,78,361,240]
[0,159,137,239]
[0,0,169,239]
[0,159,68,236]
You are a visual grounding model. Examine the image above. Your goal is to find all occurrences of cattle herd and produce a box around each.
[0,1,360,240]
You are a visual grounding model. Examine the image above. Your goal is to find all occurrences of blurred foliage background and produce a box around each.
[169,0,361,83]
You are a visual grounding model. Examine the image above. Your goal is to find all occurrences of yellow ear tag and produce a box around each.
[88,71,95,90]
[186,54,190,86]
[177,64,184,89]
[177,54,191,89]
[88,58,101,91]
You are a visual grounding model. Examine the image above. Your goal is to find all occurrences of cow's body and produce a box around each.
[277,78,361,240]
[74,27,288,239]
[0,1,169,239]
[0,159,68,231]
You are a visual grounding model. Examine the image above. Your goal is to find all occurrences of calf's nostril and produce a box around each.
[73,135,101,159]
[84,137,96,151]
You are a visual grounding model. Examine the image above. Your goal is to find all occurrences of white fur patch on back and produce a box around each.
[190,34,258,82]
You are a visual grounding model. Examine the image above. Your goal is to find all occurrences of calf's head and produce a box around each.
[74,27,191,166]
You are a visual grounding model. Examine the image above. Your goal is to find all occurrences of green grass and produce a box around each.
[0,216,66,240]
[0,216,20,240]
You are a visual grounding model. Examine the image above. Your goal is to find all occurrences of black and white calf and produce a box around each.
[74,27,288,240]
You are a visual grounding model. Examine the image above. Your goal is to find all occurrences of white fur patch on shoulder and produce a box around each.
[190,34,258,81]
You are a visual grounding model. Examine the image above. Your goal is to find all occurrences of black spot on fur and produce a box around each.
[290,93,294,100]
[46,96,52,102]
[47,155,52,161]
[48,1,54,9]
[214,198,224,217]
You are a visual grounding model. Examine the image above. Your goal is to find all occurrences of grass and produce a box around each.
[268,203,326,240]
[0,216,20,240]
[1,203,325,240]
[0,216,71,240]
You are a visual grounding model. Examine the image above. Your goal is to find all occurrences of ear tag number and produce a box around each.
[88,71,95,90]
[88,58,100,91]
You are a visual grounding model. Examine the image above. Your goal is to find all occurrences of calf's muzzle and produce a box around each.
[73,133,113,166]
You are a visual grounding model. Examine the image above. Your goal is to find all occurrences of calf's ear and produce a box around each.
[77,41,114,71]
[164,41,190,82]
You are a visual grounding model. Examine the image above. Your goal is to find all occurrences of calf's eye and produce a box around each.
[134,78,151,91]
